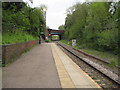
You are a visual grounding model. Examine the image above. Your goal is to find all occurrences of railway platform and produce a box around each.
[2,43,101,88]
[51,43,101,88]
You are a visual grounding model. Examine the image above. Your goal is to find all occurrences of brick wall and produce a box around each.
[2,40,39,64]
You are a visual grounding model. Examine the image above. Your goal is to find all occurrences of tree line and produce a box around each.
[2,1,46,44]
[61,2,119,54]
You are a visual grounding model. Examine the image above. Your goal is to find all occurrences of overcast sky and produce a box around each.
[23,0,85,29]
[23,0,118,29]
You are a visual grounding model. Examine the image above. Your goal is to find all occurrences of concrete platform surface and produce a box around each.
[0,68,2,89]
[51,43,101,88]
[2,43,101,88]
[3,43,61,88]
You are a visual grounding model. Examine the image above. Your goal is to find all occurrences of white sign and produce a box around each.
[46,37,48,40]
[41,32,44,34]
[72,39,76,46]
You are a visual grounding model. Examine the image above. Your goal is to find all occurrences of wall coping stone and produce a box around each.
[0,40,39,46]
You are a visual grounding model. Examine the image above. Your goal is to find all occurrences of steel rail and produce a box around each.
[57,42,120,85]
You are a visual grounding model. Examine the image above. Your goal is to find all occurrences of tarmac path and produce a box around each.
[3,43,61,88]
[0,67,2,89]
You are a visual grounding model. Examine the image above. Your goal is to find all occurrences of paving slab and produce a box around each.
[51,43,101,88]
[51,44,75,88]
[3,43,61,88]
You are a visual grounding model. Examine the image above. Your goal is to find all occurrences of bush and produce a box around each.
[2,31,38,44]
[45,39,51,43]
[2,2,46,45]
[97,29,118,53]
[63,2,119,55]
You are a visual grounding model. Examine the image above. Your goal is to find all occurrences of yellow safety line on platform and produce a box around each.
[51,43,75,88]
[51,43,101,88]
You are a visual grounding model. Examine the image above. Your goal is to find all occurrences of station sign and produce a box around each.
[40,32,44,34]
[72,39,76,46]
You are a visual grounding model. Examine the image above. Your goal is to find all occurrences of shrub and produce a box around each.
[2,31,38,44]
[97,29,118,53]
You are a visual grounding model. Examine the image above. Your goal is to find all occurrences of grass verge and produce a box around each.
[45,39,51,43]
[60,40,118,67]
[2,31,39,45]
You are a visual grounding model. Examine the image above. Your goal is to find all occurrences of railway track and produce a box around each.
[73,48,120,68]
[57,42,120,87]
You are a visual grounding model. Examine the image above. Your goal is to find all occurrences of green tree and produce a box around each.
[58,25,65,30]
[64,2,119,54]
[2,2,46,44]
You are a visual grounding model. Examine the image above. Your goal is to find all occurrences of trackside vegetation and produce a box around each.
[59,2,119,66]
[61,2,119,55]
[2,2,46,44]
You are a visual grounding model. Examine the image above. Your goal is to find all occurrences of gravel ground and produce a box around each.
[59,43,119,75]
[57,43,119,88]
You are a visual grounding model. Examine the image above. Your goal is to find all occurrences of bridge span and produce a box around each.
[47,29,64,40]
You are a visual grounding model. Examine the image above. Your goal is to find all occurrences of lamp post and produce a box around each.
[42,7,47,40]
[39,6,47,42]
[43,8,47,20]
[43,8,47,32]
